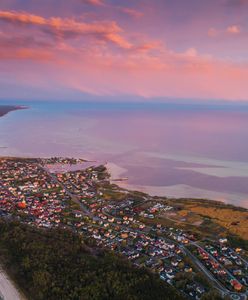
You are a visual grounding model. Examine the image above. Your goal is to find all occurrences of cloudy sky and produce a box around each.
[0,0,248,101]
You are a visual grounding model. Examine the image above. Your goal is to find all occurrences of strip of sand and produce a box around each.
[0,266,26,300]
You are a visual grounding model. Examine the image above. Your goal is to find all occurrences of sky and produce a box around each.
[0,0,248,102]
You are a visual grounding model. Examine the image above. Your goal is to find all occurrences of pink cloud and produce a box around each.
[0,32,53,61]
[30,43,247,101]
[0,3,248,101]
[0,48,53,60]
[81,0,104,6]
[2,38,248,101]
[208,25,242,37]
[227,25,241,34]
[0,10,132,49]
[118,7,144,18]
[208,27,219,37]
[184,48,198,57]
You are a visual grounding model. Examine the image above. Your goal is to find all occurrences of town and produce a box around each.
[0,157,247,300]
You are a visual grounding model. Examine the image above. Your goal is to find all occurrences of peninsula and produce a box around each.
[0,105,27,118]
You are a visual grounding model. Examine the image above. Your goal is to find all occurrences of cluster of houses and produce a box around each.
[76,212,208,299]
[1,157,247,299]
[0,158,71,227]
[51,166,248,298]
[53,170,211,299]
[139,203,173,219]
[206,240,247,291]
[195,239,248,293]
[41,157,86,165]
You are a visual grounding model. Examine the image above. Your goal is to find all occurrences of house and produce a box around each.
[160,272,167,281]
[230,279,243,291]
[184,266,193,273]
[235,248,242,253]
[74,211,82,218]
[171,260,178,267]
[121,232,129,239]
[233,269,242,276]
[166,272,175,279]
[219,238,227,244]
[196,285,205,295]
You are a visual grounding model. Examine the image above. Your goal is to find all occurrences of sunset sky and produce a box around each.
[0,0,248,102]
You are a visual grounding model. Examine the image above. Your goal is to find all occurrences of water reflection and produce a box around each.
[0,101,248,207]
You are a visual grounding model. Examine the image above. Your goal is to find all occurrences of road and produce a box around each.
[192,242,243,284]
[0,266,26,300]
[181,246,229,296]
[43,165,247,300]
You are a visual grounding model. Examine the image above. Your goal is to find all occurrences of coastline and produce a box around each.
[0,105,28,118]
[0,102,247,209]
[106,161,248,209]
[0,264,26,300]
[0,155,247,299]
[106,162,128,179]
[1,155,247,209]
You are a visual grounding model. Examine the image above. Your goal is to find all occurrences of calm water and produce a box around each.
[1,101,248,208]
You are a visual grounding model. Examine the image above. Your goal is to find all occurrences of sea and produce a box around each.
[0,100,248,208]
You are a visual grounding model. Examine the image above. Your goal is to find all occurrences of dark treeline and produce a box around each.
[0,221,184,300]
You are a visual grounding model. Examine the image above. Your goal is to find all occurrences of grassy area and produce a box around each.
[148,198,248,241]
[181,204,248,239]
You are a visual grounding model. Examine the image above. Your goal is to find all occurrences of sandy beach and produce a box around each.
[0,266,26,300]
[106,162,128,180]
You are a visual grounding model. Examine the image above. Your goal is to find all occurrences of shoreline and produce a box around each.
[106,161,248,210]
[0,264,26,300]
[0,105,28,118]
[1,156,248,210]
[0,103,247,210]
[0,156,247,299]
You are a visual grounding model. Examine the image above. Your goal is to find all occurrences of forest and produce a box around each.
[0,220,184,300]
